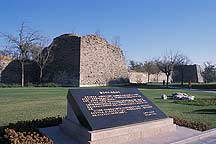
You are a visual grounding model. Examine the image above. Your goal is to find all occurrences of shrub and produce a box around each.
[43,83,59,87]
[171,116,210,131]
[6,116,62,132]
[0,116,62,144]
[26,83,37,87]
[0,83,21,88]
[4,128,53,144]
[0,83,59,88]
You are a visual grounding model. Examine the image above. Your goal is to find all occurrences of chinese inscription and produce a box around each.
[81,93,156,117]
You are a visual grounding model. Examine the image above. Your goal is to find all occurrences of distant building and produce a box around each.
[172,64,204,83]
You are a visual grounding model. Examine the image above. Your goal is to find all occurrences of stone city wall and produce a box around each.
[44,34,81,86]
[1,34,129,86]
[172,65,204,83]
[128,71,169,83]
[1,60,39,84]
[80,35,128,86]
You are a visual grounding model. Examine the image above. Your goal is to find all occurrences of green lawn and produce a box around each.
[139,89,216,128]
[0,87,215,129]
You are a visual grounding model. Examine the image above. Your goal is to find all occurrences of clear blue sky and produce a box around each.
[0,0,216,64]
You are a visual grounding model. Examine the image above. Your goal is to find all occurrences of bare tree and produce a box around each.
[156,51,182,86]
[129,60,144,72]
[202,62,216,83]
[0,22,43,87]
[151,62,161,82]
[31,39,53,84]
[143,61,155,83]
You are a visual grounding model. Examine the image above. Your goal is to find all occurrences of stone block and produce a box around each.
[60,118,176,144]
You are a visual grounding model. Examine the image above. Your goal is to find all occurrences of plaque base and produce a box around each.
[60,117,176,144]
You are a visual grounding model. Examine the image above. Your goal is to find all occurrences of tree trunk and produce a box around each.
[147,73,150,83]
[21,61,24,87]
[166,74,169,86]
[39,67,43,84]
[157,73,159,82]
[181,67,184,87]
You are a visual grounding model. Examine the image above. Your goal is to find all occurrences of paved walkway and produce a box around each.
[173,128,216,144]
[40,126,216,144]
[190,135,216,144]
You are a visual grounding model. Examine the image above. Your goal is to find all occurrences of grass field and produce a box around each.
[0,87,215,129]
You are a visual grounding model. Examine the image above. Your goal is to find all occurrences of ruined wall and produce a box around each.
[80,35,108,86]
[196,65,204,82]
[128,72,147,83]
[44,34,81,86]
[106,44,128,85]
[80,35,128,86]
[1,60,39,84]
[1,34,129,86]
[149,72,169,82]
[172,65,204,83]
[128,71,169,83]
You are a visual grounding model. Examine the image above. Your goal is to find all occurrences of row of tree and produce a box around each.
[129,54,216,85]
[129,60,160,83]
[129,52,190,86]
[0,23,52,87]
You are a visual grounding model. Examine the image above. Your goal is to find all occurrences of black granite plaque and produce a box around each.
[67,88,167,130]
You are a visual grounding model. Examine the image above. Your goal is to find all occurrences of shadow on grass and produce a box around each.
[192,109,216,114]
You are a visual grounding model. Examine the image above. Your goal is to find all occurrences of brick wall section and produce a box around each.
[80,35,128,86]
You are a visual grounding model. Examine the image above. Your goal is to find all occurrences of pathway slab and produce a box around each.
[40,126,212,144]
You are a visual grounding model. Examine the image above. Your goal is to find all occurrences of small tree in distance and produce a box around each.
[0,22,44,87]
[129,60,161,83]
[202,62,216,83]
[151,61,161,82]
[143,61,155,83]
[156,51,186,86]
[129,60,144,72]
[31,40,53,84]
